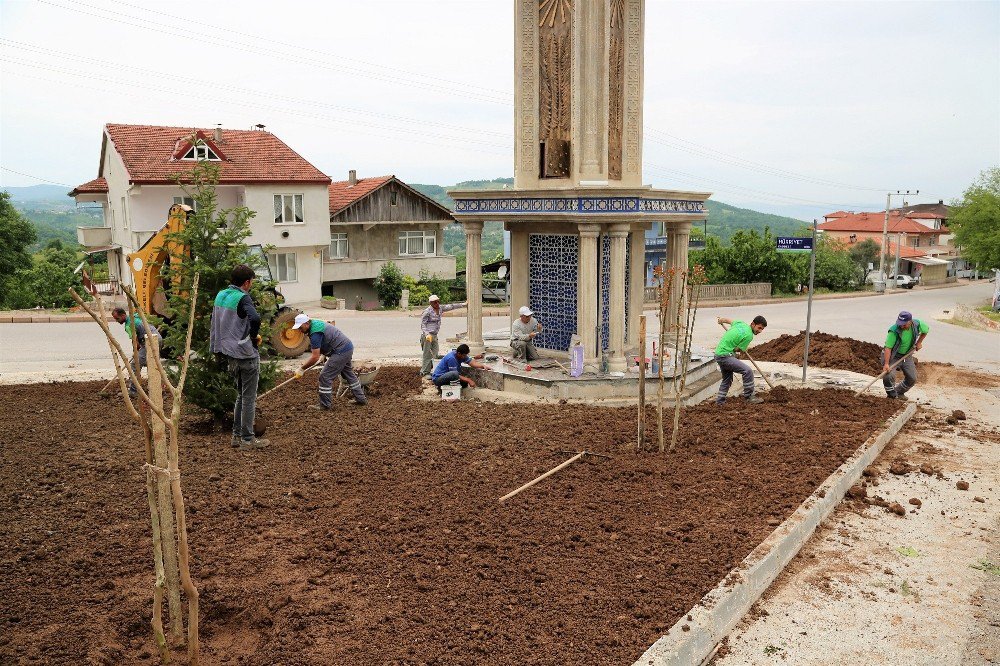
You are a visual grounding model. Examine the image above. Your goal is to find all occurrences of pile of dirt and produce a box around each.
[0,369,902,665]
[751,331,883,375]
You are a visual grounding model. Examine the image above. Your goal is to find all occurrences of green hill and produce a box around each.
[2,187,103,252]
[411,178,809,258]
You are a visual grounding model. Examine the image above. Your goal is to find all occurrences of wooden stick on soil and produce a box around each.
[637,315,646,451]
[499,452,586,502]
[259,364,321,401]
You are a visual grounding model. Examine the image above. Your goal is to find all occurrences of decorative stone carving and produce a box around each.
[538,0,573,178]
[608,0,625,180]
[518,0,539,177]
[623,0,642,177]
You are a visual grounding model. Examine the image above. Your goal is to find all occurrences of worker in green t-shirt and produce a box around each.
[714,315,767,405]
[882,310,928,400]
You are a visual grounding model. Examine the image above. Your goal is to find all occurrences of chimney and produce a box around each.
[213,124,223,143]
[348,169,357,186]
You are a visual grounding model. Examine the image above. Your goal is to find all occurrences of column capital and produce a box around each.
[579,223,601,238]
[608,222,631,235]
[462,220,484,234]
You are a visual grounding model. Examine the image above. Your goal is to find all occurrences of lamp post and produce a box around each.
[879,190,918,292]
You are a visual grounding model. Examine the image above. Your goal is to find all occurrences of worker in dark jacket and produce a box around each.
[210,264,268,450]
[882,311,928,400]
[292,313,367,408]
[111,307,161,398]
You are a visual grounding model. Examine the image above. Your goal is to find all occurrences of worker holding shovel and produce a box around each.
[111,306,161,398]
[292,314,367,409]
[882,311,928,400]
[714,316,767,405]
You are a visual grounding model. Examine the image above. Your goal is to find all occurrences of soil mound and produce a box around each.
[751,331,882,375]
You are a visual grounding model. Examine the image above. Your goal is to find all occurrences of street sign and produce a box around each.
[776,237,813,252]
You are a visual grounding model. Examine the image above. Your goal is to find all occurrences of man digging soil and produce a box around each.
[715,316,767,405]
[882,310,929,401]
[292,314,367,409]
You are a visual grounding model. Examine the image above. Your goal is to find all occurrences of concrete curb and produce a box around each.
[633,401,917,666]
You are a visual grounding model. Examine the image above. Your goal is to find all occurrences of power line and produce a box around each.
[0,166,71,188]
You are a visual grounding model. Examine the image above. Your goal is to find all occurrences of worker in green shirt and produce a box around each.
[714,315,767,405]
[882,311,928,400]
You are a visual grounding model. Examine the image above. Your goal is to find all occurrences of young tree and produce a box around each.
[950,167,1000,271]
[373,260,405,308]
[848,238,881,284]
[159,159,279,419]
[0,191,37,308]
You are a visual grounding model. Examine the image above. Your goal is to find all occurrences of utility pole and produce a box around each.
[879,190,918,292]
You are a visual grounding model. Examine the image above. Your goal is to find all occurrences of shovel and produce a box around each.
[719,322,775,390]
[855,351,914,396]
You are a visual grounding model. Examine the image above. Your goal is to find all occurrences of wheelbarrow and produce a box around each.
[337,365,380,398]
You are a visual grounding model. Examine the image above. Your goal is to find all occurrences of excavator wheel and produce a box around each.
[270,308,310,358]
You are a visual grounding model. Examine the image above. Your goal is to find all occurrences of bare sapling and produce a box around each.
[69,275,202,665]
[637,315,646,451]
[671,269,688,395]
[653,266,675,453]
[669,265,707,451]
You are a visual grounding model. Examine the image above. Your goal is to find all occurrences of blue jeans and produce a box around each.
[433,370,462,388]
[716,354,755,403]
[228,356,259,441]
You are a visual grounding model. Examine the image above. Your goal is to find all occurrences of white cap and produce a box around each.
[429,294,440,302]
[518,306,533,317]
[293,313,310,328]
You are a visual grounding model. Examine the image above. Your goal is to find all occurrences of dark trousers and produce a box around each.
[716,354,755,403]
[228,356,259,441]
[433,369,464,388]
[128,345,147,396]
[883,352,917,396]
[319,346,365,407]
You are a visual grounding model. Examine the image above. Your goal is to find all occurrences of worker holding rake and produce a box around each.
[292,314,367,408]
[882,311,928,400]
[714,316,767,405]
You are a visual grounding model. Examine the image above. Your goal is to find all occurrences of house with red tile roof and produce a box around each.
[818,209,960,284]
[322,171,456,306]
[70,124,333,304]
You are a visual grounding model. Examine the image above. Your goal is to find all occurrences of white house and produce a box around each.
[70,123,332,304]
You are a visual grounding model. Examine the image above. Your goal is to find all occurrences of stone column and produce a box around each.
[509,228,529,336]
[665,222,692,330]
[577,224,600,362]
[627,227,645,348]
[607,223,630,371]
[464,221,485,354]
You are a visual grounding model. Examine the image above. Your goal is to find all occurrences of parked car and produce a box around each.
[888,274,918,289]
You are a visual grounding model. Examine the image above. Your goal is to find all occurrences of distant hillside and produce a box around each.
[411,178,809,253]
[3,185,102,252]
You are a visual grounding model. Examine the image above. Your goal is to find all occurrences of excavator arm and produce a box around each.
[126,203,190,319]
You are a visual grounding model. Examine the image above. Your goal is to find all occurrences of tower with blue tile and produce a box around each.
[451,0,709,370]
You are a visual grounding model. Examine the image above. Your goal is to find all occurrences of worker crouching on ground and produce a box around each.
[420,294,467,378]
[715,316,767,405]
[883,310,928,400]
[292,314,367,408]
[511,306,543,361]
[210,264,269,450]
[111,306,161,398]
[432,343,487,390]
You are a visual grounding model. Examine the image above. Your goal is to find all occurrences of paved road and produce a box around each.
[0,282,995,382]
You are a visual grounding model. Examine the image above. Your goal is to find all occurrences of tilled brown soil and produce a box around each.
[0,369,902,665]
[751,331,883,375]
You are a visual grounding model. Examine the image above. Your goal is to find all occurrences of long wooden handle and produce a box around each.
[499,452,585,503]
[258,365,321,401]
[856,352,914,395]
[719,321,775,390]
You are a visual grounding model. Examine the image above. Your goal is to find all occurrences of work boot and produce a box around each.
[747,395,764,404]
[308,404,330,411]
[239,437,270,451]
[893,393,909,401]
[352,399,367,407]
[230,435,240,448]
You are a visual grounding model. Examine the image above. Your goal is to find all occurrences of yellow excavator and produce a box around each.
[126,203,311,358]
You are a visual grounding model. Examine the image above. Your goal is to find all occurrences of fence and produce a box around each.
[643,282,772,303]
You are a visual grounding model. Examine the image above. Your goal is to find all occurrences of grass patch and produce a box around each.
[976,306,1000,323]
[896,546,920,557]
[971,559,1000,576]
[763,644,785,655]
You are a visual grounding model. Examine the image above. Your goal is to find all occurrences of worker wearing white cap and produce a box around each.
[291,313,366,408]
[419,294,467,378]
[511,305,543,361]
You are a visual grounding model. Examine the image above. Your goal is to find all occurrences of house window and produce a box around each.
[910,236,920,248]
[329,232,348,259]
[121,196,128,230]
[267,252,298,282]
[273,194,304,224]
[398,230,436,256]
[173,196,196,210]
[181,144,220,161]
[390,190,398,206]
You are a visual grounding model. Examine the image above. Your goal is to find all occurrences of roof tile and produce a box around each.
[328,175,394,215]
[69,177,108,195]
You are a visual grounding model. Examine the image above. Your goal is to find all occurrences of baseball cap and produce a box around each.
[518,306,533,317]
[293,313,310,328]
[429,294,440,302]
[895,311,912,326]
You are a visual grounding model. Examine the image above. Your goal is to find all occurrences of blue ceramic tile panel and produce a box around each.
[600,235,631,350]
[528,234,578,351]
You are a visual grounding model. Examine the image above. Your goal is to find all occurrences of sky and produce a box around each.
[1,0,998,220]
